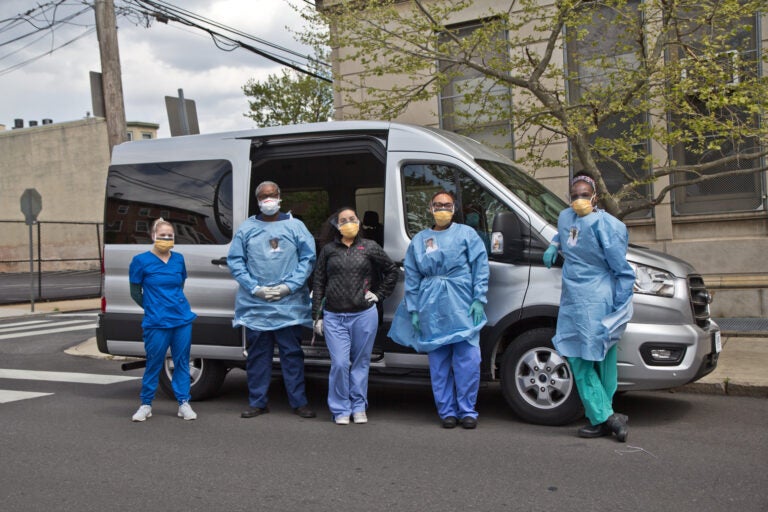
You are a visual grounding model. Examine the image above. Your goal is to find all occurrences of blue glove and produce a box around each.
[410,311,421,336]
[468,300,484,326]
[543,244,558,268]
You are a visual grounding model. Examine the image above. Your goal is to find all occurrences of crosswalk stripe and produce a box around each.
[0,369,139,384]
[0,323,98,340]
[0,390,54,404]
[0,319,91,334]
[0,320,51,330]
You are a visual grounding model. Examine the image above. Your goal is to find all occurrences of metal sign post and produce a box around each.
[20,189,42,312]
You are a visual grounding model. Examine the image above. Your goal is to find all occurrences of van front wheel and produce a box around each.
[500,328,582,426]
[159,358,227,401]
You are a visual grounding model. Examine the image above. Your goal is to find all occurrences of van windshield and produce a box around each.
[476,159,566,226]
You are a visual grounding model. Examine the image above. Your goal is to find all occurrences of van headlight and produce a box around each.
[629,262,675,297]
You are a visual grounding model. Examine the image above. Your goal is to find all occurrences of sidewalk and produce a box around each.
[1,298,766,398]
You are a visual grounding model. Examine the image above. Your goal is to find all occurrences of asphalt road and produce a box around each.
[0,313,766,511]
[0,270,101,304]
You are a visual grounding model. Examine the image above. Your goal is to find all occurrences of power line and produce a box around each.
[0,27,96,77]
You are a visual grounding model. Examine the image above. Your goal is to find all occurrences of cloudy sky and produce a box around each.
[0,0,317,137]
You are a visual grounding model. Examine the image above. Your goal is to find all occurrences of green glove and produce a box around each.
[410,311,421,336]
[468,300,484,326]
[543,244,558,268]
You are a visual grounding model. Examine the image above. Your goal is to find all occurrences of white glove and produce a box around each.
[253,287,269,300]
[364,290,379,303]
[313,319,324,336]
[265,284,290,302]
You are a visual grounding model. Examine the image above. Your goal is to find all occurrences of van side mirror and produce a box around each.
[490,211,524,262]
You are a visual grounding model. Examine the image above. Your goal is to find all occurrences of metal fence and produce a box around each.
[0,220,102,303]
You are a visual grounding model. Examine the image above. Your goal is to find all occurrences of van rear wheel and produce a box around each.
[500,328,582,426]
[159,357,227,401]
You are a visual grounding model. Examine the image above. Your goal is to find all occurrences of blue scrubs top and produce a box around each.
[388,223,489,353]
[551,208,635,361]
[129,251,197,329]
[227,213,316,331]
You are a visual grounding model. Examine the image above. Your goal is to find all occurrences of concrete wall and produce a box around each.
[0,118,110,272]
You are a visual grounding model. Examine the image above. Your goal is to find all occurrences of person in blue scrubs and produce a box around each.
[312,207,398,425]
[543,174,635,442]
[389,191,490,429]
[129,218,197,422]
[228,181,317,419]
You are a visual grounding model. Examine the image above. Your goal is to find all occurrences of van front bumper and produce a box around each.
[616,320,720,390]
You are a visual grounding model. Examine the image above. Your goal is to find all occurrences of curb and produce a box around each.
[675,380,768,398]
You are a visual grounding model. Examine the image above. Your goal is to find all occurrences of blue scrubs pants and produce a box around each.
[245,326,308,410]
[428,341,481,420]
[323,306,378,420]
[140,323,192,405]
[567,344,618,425]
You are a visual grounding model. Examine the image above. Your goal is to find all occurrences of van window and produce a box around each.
[105,160,233,244]
[402,162,512,252]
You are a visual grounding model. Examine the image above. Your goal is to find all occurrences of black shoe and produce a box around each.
[241,406,269,418]
[294,406,316,418]
[578,422,610,438]
[460,416,478,429]
[605,413,629,442]
[441,416,458,429]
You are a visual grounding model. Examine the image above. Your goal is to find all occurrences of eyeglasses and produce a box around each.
[338,216,359,226]
[570,193,594,201]
[432,202,454,210]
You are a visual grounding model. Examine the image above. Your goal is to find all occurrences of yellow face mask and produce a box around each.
[154,239,174,252]
[339,222,360,239]
[571,199,594,217]
[433,210,453,227]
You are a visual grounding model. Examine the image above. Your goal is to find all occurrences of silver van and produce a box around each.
[96,121,721,425]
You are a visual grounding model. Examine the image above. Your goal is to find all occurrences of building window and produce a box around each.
[117,205,129,215]
[139,207,151,217]
[669,13,763,215]
[565,0,651,217]
[438,21,513,157]
[135,220,149,233]
[126,131,133,141]
[141,132,153,139]
[160,210,170,219]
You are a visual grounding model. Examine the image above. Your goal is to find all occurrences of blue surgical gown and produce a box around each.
[228,213,316,331]
[552,208,635,361]
[388,223,489,353]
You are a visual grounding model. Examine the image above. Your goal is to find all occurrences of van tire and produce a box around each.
[500,328,582,426]
[159,358,227,401]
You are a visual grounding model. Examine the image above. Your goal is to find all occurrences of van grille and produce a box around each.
[688,275,712,328]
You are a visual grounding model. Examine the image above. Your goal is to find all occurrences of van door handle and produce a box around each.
[211,257,228,265]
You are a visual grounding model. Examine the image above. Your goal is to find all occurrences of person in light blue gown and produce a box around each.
[543,174,635,442]
[389,191,489,429]
[228,181,317,420]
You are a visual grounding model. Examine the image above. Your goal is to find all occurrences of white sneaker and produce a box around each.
[352,411,368,424]
[177,401,197,421]
[132,404,152,422]
[335,415,350,425]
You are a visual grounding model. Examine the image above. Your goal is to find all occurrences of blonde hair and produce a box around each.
[151,217,174,239]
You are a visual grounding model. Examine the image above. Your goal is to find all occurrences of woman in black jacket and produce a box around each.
[313,207,398,425]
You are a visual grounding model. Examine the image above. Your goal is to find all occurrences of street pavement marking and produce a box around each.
[58,313,99,317]
[0,323,97,340]
[0,390,54,404]
[0,320,51,329]
[0,319,87,333]
[0,369,139,384]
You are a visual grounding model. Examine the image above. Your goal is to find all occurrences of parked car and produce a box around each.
[96,121,721,425]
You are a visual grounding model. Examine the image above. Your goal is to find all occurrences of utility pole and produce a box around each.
[94,0,127,155]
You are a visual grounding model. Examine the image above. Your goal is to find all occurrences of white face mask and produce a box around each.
[259,198,281,216]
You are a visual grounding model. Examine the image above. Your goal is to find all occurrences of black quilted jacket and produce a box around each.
[312,236,399,318]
